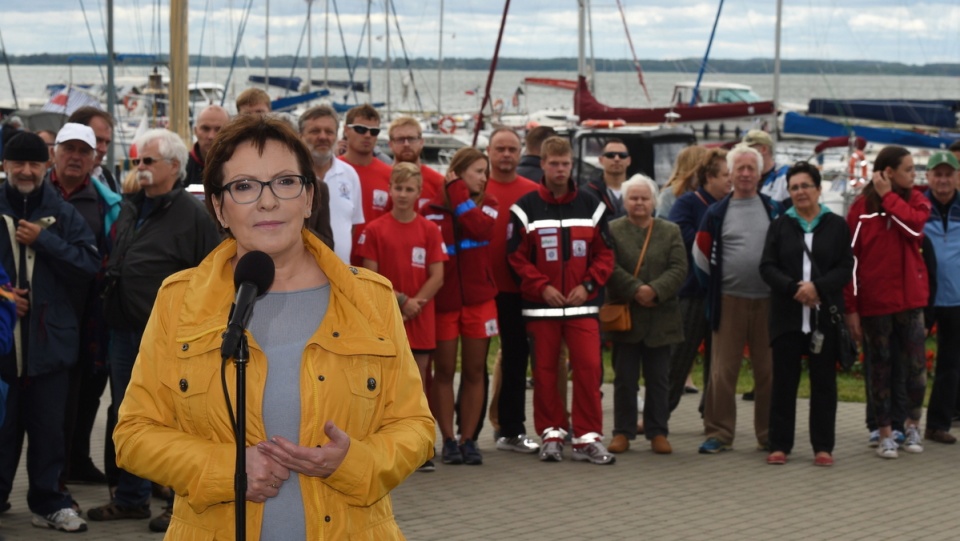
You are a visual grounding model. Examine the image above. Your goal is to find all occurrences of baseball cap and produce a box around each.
[927,150,959,171]
[741,129,773,148]
[55,123,97,149]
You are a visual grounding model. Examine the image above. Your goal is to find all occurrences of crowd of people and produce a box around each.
[0,90,958,537]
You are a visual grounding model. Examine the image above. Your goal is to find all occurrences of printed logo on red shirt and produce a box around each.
[572,240,587,257]
[373,189,389,210]
[412,246,427,267]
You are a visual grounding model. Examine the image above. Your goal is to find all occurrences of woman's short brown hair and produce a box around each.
[447,147,489,205]
[203,114,317,232]
[696,148,729,189]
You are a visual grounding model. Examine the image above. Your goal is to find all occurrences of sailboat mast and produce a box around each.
[773,0,782,137]
[325,0,330,85]
[264,0,270,91]
[367,0,372,90]
[577,0,586,83]
[690,0,724,107]
[170,0,189,142]
[306,0,313,93]
[438,0,444,115]
[106,0,116,170]
[385,0,391,120]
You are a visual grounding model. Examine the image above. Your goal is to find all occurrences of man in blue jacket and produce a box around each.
[0,132,100,533]
[923,151,960,445]
[692,145,782,454]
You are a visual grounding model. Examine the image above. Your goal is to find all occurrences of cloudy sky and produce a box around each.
[2,0,959,65]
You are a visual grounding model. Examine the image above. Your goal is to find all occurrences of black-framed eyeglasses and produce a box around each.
[347,124,381,137]
[788,183,817,192]
[602,151,629,159]
[222,175,309,204]
[131,156,168,166]
[390,136,421,145]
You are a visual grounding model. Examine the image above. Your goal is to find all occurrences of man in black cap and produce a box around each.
[0,132,100,533]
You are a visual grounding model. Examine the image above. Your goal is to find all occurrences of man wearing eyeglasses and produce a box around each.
[89,129,220,532]
[339,104,393,265]
[387,116,443,210]
[584,139,630,219]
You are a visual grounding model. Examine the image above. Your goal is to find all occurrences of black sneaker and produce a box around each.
[742,390,755,401]
[149,506,172,532]
[459,439,483,465]
[416,460,436,472]
[66,460,107,485]
[441,438,463,465]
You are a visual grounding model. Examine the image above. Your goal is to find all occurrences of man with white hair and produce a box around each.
[88,129,220,532]
[692,145,782,454]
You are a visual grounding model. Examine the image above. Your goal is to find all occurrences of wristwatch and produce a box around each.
[582,279,596,294]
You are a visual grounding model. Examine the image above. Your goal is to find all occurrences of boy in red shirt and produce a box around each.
[358,163,446,396]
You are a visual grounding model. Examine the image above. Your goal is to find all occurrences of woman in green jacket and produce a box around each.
[605,175,688,455]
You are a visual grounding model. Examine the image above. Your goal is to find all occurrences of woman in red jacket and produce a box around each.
[423,147,499,465]
[844,145,932,459]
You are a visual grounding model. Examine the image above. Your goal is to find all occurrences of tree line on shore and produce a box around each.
[8,54,960,76]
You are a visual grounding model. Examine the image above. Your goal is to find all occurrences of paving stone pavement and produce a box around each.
[2,381,959,540]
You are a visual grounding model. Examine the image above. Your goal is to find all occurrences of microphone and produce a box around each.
[220,251,275,360]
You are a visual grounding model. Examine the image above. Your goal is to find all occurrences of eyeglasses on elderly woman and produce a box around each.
[221,174,309,204]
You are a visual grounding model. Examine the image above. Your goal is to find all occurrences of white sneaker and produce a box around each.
[868,429,880,447]
[32,508,88,532]
[876,436,899,459]
[904,427,924,454]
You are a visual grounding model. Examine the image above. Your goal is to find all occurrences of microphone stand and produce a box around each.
[232,334,249,541]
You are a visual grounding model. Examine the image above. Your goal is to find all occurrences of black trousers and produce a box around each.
[667,295,711,412]
[495,292,531,438]
[769,331,837,454]
[62,354,109,481]
[612,341,671,440]
[928,306,960,432]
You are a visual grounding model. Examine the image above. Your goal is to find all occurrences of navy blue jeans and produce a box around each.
[0,369,74,515]
[109,330,152,508]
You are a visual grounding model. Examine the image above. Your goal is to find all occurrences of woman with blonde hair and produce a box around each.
[658,145,708,219]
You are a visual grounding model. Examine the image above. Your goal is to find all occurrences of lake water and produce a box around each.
[4,65,960,114]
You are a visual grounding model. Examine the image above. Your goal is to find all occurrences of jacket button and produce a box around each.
[367,378,376,391]
[179,379,188,392]
[332,331,340,338]
[181,343,189,351]
[318,375,325,382]
[324,515,331,522]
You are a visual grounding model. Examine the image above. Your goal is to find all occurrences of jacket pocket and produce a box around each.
[163,330,223,435]
[342,360,384,435]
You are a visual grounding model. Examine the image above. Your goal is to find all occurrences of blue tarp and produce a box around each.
[808,99,959,129]
[783,112,958,149]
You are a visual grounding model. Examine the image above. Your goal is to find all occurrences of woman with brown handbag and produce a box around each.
[605,175,688,455]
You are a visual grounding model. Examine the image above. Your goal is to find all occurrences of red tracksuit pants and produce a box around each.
[527,317,603,439]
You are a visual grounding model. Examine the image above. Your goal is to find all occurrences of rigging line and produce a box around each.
[132,0,145,55]
[194,0,212,91]
[348,1,372,105]
[0,25,19,110]
[332,0,362,104]
[78,0,106,83]
[96,0,108,53]
[614,0,652,104]
[286,12,310,96]
[220,0,257,107]
[388,0,424,113]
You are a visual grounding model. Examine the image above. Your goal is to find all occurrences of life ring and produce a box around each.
[848,149,868,186]
[122,95,139,113]
[492,98,504,115]
[581,119,626,129]
[438,116,456,134]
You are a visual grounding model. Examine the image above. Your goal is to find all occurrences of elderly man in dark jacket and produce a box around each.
[88,128,221,532]
[0,132,100,533]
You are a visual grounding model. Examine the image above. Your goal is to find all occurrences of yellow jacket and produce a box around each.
[115,231,436,540]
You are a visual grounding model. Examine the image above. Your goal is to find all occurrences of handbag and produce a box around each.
[599,221,653,333]
[798,233,859,370]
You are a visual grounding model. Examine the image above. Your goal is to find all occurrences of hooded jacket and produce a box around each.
[843,189,931,317]
[0,181,99,377]
[114,232,435,541]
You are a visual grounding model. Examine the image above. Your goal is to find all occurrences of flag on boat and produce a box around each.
[464,86,479,96]
[512,86,524,108]
[42,86,102,116]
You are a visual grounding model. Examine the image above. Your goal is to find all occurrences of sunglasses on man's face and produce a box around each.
[131,156,167,166]
[348,124,382,137]
[602,151,629,160]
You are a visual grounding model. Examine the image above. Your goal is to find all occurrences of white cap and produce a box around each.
[55,123,96,149]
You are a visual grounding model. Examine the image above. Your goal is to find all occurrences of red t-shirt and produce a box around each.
[356,213,447,350]
[340,156,394,264]
[418,164,445,210]
[485,175,538,293]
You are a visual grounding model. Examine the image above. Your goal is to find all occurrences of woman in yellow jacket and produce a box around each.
[113,114,436,540]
